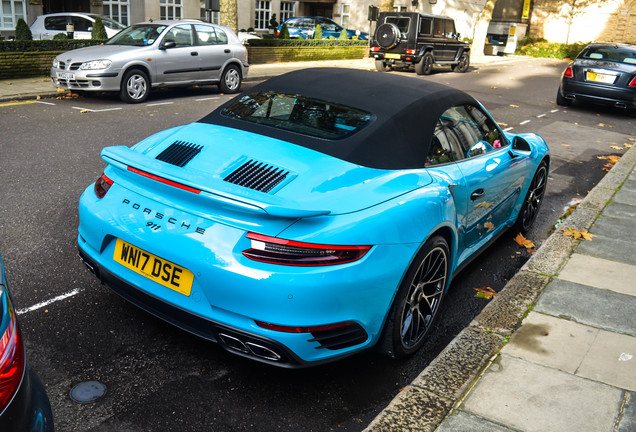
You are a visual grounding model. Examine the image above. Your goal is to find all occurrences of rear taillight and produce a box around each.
[370,47,380,52]
[406,49,416,55]
[243,232,371,266]
[563,66,574,78]
[629,76,636,87]
[94,173,113,199]
[0,305,25,412]
[255,320,355,333]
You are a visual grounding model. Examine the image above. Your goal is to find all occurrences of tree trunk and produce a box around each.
[471,0,497,58]
[379,0,394,13]
[220,0,238,34]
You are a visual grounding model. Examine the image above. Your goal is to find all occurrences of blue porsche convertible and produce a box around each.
[78,68,549,367]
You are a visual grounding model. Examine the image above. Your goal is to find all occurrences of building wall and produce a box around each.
[529,0,636,44]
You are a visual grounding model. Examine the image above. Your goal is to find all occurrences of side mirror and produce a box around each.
[512,136,531,152]
[160,40,176,50]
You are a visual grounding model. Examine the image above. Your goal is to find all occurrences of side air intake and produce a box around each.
[224,160,289,193]
[156,141,203,167]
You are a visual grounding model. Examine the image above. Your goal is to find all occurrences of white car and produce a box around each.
[30,13,125,40]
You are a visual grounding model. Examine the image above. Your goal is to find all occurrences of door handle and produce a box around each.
[224,49,231,53]
[191,51,198,56]
[471,189,486,201]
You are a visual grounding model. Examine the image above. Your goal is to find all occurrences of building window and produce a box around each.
[393,5,407,12]
[341,4,350,28]
[104,0,129,26]
[161,0,183,20]
[280,1,295,23]
[200,0,220,24]
[1,0,25,30]
[254,0,271,31]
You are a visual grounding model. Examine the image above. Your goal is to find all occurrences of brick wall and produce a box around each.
[246,46,368,64]
[0,52,61,79]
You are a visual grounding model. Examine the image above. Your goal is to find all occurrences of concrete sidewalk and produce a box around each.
[0,55,522,103]
[366,145,636,431]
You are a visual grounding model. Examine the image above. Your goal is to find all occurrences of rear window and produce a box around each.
[579,46,636,65]
[221,91,374,140]
[385,16,411,33]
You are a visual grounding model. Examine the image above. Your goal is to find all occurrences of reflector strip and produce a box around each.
[128,166,201,194]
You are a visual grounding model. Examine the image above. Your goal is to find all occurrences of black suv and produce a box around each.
[370,12,470,75]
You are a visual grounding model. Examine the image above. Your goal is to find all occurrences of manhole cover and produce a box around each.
[70,381,107,404]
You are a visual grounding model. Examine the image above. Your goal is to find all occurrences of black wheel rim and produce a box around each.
[459,54,468,71]
[521,165,547,230]
[425,56,433,73]
[399,246,447,348]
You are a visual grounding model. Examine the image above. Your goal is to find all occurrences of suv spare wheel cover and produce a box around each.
[375,23,401,49]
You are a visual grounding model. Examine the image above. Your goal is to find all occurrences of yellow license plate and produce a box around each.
[385,53,401,59]
[586,71,615,84]
[114,239,194,296]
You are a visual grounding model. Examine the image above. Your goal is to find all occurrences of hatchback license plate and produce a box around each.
[385,53,401,59]
[586,71,615,84]
[114,239,194,296]
[56,72,75,80]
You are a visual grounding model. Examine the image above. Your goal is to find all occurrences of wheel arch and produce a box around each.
[121,63,152,87]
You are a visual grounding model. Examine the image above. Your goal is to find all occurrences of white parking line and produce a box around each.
[519,120,531,125]
[16,288,83,315]
[35,101,56,106]
[196,97,220,102]
[551,109,559,113]
[146,102,174,107]
[504,127,514,131]
[537,114,546,118]
[72,106,123,113]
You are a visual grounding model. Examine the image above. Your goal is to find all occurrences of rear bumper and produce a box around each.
[0,363,54,432]
[560,79,636,108]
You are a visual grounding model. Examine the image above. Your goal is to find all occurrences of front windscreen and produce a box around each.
[579,46,636,65]
[101,17,127,30]
[220,91,374,140]
[106,24,167,46]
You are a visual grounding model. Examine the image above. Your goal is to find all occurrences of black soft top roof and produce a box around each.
[200,68,477,169]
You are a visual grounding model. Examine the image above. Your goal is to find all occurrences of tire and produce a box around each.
[375,59,390,72]
[556,87,572,106]
[120,69,150,104]
[218,64,242,94]
[375,23,400,49]
[455,52,470,73]
[380,235,450,358]
[515,161,548,233]
[415,52,434,75]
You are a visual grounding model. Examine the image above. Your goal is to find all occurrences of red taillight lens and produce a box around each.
[406,49,416,54]
[370,46,380,52]
[255,320,356,333]
[243,232,371,266]
[94,173,113,199]
[629,76,636,87]
[127,166,201,194]
[563,66,574,78]
[0,305,25,412]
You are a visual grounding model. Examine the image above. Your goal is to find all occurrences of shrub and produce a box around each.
[92,16,108,40]
[339,28,348,40]
[313,24,322,40]
[246,38,368,47]
[279,23,290,39]
[52,33,69,40]
[516,40,589,60]
[15,18,32,40]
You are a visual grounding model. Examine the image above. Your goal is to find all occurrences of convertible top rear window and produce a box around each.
[221,91,374,140]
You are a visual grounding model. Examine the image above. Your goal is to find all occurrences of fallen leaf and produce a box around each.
[598,123,606,127]
[475,201,494,208]
[624,143,632,148]
[514,233,535,249]
[56,88,65,93]
[561,144,570,147]
[628,138,636,142]
[491,86,498,89]
[498,122,508,127]
[610,146,623,150]
[484,221,495,232]
[80,109,91,113]
[474,286,497,300]
[561,227,595,241]
[509,104,519,108]
[36,95,41,100]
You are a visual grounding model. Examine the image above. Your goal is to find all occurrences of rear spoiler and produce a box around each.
[101,146,331,219]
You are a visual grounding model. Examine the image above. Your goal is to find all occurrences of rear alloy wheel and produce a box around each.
[380,236,449,358]
[375,59,390,72]
[415,52,434,75]
[556,87,572,106]
[515,161,548,233]
[455,52,470,73]
[218,65,242,94]
[120,69,149,103]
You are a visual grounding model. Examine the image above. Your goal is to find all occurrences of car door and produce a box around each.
[154,24,198,85]
[317,18,340,38]
[438,105,528,248]
[443,19,462,60]
[431,18,449,60]
[193,24,233,83]
[41,16,67,39]
[70,16,94,39]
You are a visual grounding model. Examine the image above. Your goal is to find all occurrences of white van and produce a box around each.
[30,13,125,40]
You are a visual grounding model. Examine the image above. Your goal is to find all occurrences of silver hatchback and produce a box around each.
[50,19,249,103]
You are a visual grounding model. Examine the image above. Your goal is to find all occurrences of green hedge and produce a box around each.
[0,39,105,52]
[247,38,368,47]
[516,38,589,60]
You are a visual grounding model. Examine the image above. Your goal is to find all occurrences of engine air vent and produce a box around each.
[156,141,203,167]
[224,160,289,193]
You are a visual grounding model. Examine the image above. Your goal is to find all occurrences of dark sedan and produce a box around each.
[557,43,636,109]
[0,253,54,431]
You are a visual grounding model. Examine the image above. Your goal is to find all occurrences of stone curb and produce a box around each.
[364,142,636,432]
